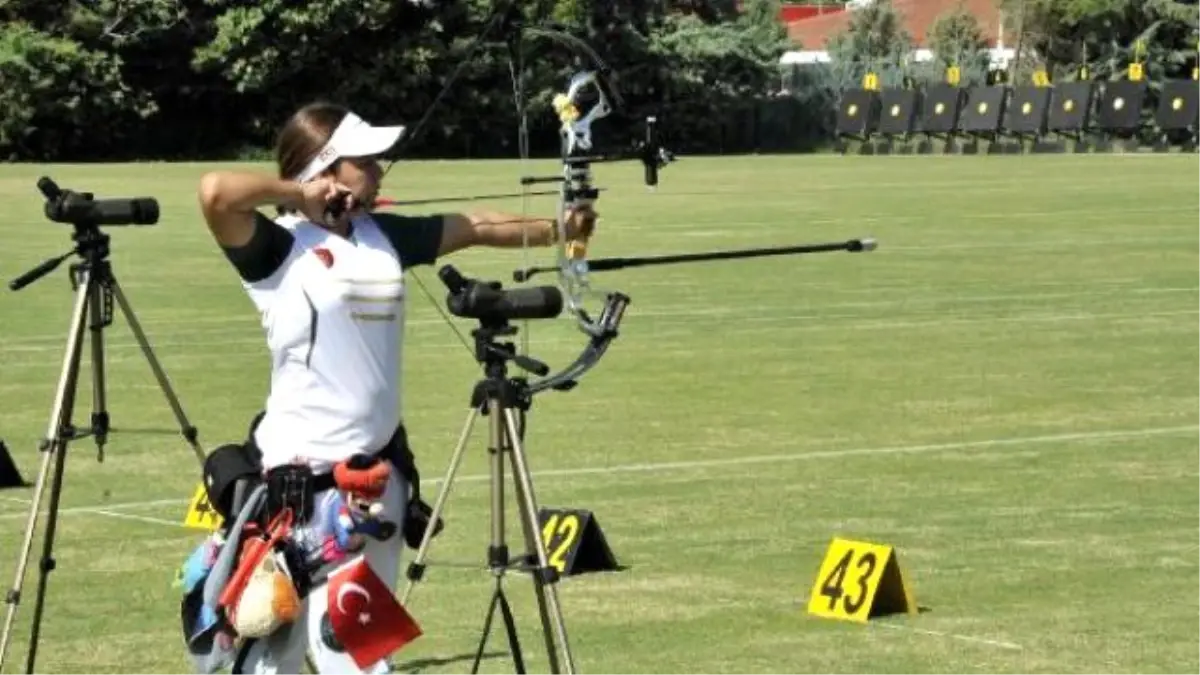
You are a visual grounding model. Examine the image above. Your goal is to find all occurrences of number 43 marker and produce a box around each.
[806,537,918,623]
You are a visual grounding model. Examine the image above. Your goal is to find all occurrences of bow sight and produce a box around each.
[520,111,674,189]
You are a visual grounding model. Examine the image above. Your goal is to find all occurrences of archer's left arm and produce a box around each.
[437,207,596,256]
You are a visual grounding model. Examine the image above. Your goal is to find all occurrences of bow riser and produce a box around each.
[562,160,596,281]
[552,67,614,337]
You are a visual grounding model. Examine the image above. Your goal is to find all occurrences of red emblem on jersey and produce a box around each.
[313,247,334,268]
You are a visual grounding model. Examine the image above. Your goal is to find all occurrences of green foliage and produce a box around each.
[646,0,793,152]
[0,0,799,160]
[927,3,991,65]
[649,0,790,100]
[916,2,993,87]
[64,0,187,48]
[1002,0,1198,83]
[0,22,154,160]
[826,0,915,88]
[190,0,467,150]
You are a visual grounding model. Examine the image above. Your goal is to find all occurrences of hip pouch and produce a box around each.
[203,443,264,523]
[265,464,319,525]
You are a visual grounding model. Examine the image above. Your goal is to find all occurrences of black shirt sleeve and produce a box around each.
[220,212,295,283]
[373,213,446,269]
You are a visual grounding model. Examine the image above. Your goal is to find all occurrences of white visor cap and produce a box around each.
[293,111,406,183]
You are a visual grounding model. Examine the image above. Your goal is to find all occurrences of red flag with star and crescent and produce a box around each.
[326,556,422,668]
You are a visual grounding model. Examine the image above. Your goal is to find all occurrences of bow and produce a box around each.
[506,20,672,388]
[374,2,874,394]
[534,66,674,341]
[378,1,673,392]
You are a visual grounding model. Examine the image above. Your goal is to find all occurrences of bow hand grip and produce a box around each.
[563,202,592,286]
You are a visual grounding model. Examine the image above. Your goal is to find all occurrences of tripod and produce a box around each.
[401,318,576,675]
[0,217,205,673]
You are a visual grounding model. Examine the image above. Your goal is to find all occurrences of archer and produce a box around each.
[182,101,595,674]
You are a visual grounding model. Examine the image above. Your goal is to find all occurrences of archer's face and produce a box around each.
[332,156,383,209]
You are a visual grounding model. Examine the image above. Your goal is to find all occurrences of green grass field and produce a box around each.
[0,153,1196,674]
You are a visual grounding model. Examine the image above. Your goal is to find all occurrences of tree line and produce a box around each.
[784,0,1198,143]
[2,0,1196,162]
[0,0,791,161]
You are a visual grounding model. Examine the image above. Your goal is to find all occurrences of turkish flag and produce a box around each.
[326,556,422,668]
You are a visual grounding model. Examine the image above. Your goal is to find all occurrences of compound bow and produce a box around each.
[375,0,873,394]
[377,0,673,393]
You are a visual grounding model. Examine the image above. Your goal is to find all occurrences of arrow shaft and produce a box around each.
[375,190,560,208]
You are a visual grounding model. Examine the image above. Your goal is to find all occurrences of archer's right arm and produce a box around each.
[197,172,307,249]
[197,171,314,283]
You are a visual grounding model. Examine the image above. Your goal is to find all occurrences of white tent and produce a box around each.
[779,47,1016,69]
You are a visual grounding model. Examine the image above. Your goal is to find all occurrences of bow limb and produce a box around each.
[528,290,630,394]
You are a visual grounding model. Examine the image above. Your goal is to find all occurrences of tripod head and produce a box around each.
[9,177,160,292]
[439,265,558,379]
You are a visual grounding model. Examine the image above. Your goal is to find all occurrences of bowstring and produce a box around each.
[381,7,511,180]
[406,270,474,358]
[508,31,534,361]
[385,3,518,361]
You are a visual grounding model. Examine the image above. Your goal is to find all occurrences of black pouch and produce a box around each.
[265,464,318,525]
[203,443,264,523]
[404,498,444,550]
[276,537,316,600]
[379,423,446,550]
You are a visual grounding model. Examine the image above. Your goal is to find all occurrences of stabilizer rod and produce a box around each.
[513,238,877,282]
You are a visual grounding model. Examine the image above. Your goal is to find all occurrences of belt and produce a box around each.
[306,448,397,495]
[311,472,338,494]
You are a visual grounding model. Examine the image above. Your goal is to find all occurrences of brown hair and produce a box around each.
[274,101,349,180]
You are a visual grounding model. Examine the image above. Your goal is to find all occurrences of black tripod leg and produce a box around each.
[472,580,527,675]
[0,269,91,674]
[496,586,527,674]
[106,275,203,463]
[87,272,109,457]
[471,581,502,674]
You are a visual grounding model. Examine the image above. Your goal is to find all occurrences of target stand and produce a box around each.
[1004,86,1052,153]
[871,89,921,154]
[1045,82,1097,153]
[835,89,882,155]
[1151,79,1199,152]
[956,85,1008,154]
[915,85,965,154]
[1093,80,1148,153]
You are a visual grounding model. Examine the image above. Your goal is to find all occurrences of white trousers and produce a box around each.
[234,465,410,675]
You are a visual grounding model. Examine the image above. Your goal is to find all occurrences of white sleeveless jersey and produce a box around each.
[243,213,408,473]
